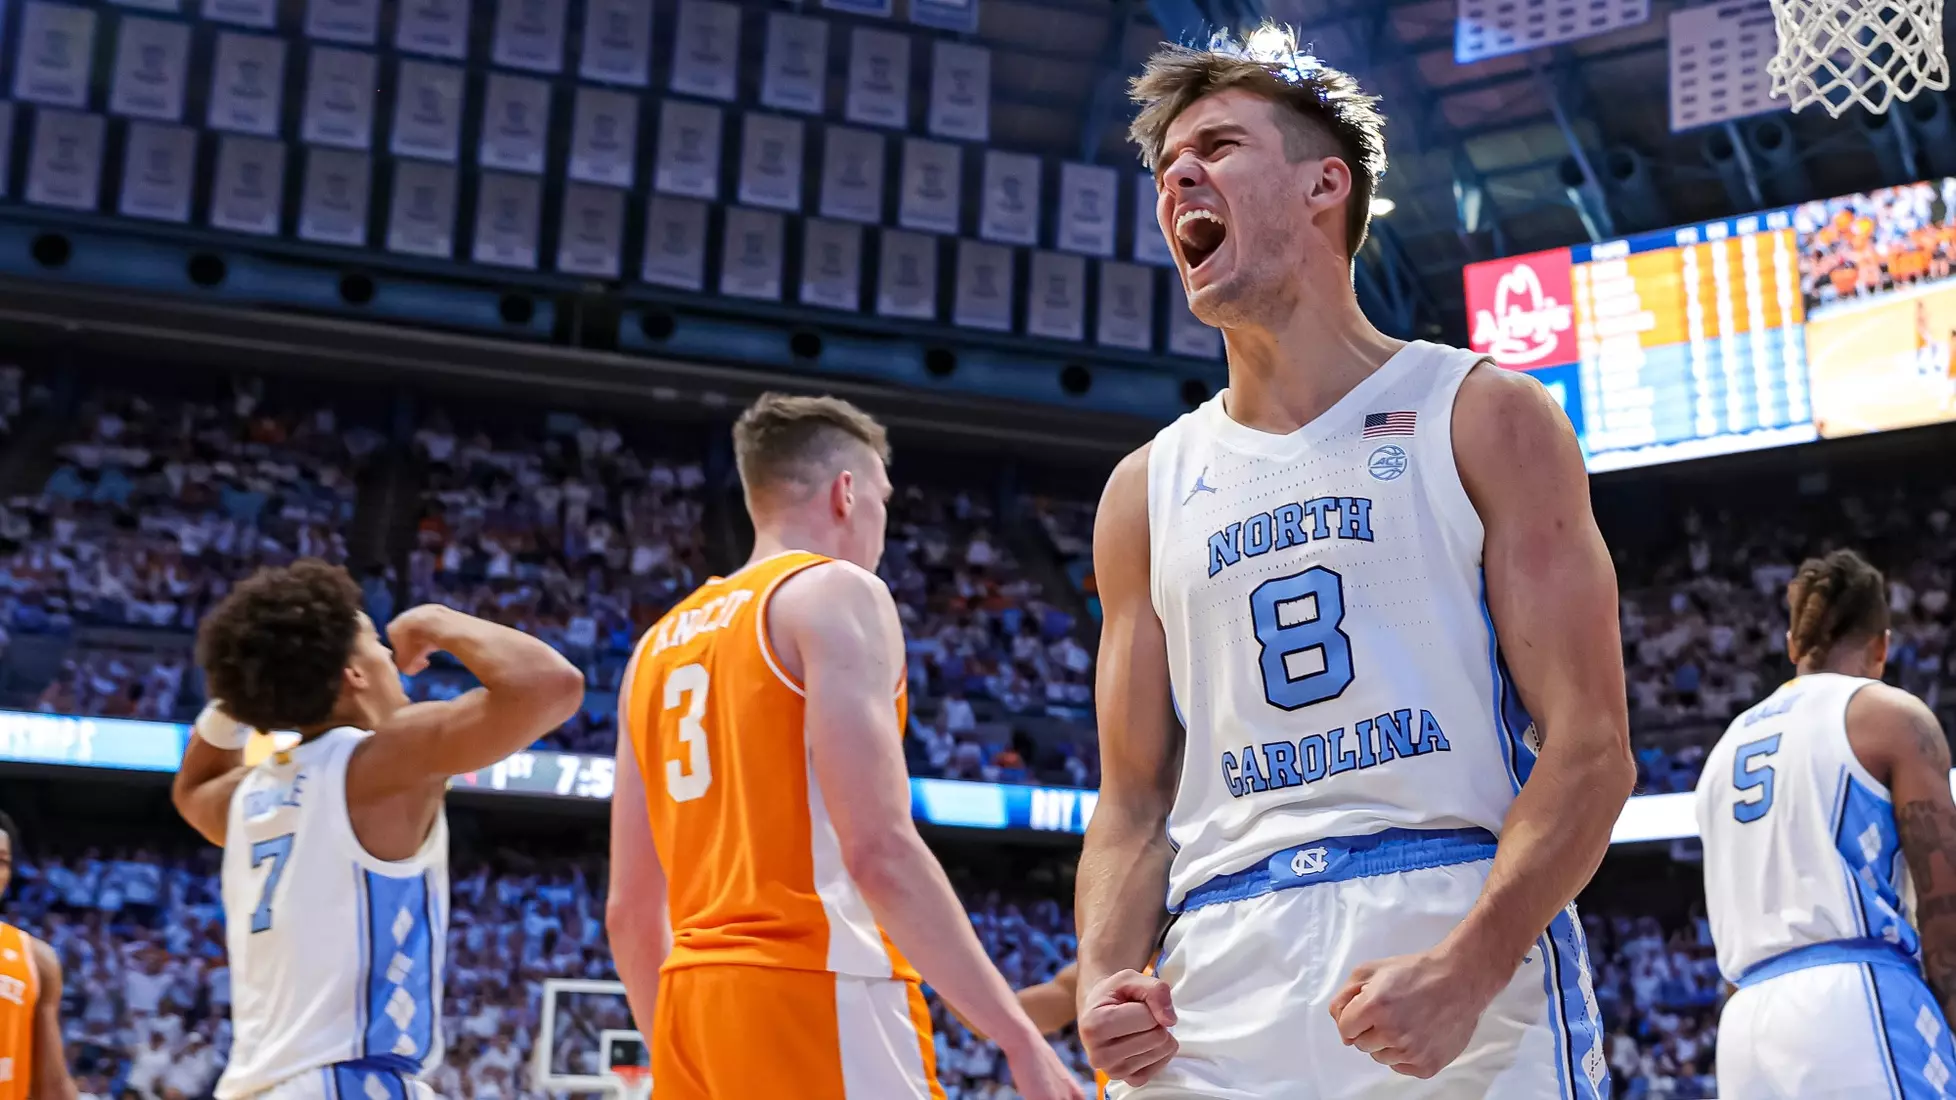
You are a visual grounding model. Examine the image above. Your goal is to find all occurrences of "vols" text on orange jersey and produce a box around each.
[624,551,918,982]
[0,922,41,1100]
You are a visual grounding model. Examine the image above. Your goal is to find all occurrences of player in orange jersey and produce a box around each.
[606,393,1082,1100]
[0,812,78,1100]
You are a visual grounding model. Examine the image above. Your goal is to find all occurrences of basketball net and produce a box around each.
[606,1066,653,1100]
[1768,0,1950,117]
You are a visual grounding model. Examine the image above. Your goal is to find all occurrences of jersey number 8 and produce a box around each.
[1249,566,1356,710]
[664,663,713,803]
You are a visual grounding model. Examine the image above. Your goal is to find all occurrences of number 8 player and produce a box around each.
[1074,24,1637,1098]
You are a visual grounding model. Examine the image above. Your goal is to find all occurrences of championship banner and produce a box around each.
[203,0,275,28]
[110,16,191,121]
[568,86,638,187]
[1057,162,1117,258]
[641,194,708,289]
[306,0,379,43]
[979,150,1038,245]
[1096,261,1154,350]
[386,157,457,257]
[927,41,988,141]
[1166,277,1222,358]
[910,0,976,33]
[15,3,98,107]
[1026,250,1084,340]
[898,138,958,235]
[298,146,371,245]
[580,0,652,86]
[478,74,550,174]
[472,171,543,268]
[738,112,804,212]
[0,104,15,196]
[25,108,104,209]
[208,134,284,234]
[395,0,470,59]
[876,228,936,319]
[819,125,883,224]
[845,27,909,129]
[760,13,827,115]
[720,206,784,300]
[302,46,378,149]
[208,33,285,135]
[1132,171,1173,266]
[953,238,1013,331]
[653,98,721,199]
[493,0,567,73]
[823,0,891,20]
[670,0,740,102]
[557,183,625,277]
[390,60,464,163]
[800,217,862,311]
[118,120,195,221]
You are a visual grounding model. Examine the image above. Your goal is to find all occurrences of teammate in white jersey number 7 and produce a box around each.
[1075,23,1636,1099]
[172,561,585,1100]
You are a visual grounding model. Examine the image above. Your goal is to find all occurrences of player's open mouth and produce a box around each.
[1175,208,1228,272]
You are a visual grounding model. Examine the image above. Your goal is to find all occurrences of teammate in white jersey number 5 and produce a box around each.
[1075,23,1636,1099]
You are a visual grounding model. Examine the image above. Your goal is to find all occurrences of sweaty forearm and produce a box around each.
[1895,799,1956,1018]
[1074,819,1173,1011]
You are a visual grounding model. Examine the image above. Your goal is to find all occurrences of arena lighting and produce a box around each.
[1370,197,1397,216]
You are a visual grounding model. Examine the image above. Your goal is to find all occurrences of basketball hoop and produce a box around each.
[605,1065,653,1100]
[1768,0,1950,117]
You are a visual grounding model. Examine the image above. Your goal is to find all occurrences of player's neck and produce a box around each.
[748,523,843,567]
[1220,293,1404,435]
[1795,654,1880,680]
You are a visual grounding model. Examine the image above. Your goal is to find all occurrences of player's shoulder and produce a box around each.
[769,557,893,622]
[1846,680,1948,773]
[1848,679,1941,732]
[1096,442,1153,524]
[20,928,59,983]
[1451,358,1584,488]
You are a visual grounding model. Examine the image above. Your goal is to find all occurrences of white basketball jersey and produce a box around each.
[1696,674,1918,982]
[218,727,449,1100]
[1146,341,1536,907]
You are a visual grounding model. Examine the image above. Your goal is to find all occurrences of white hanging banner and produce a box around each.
[118,121,195,221]
[302,47,378,149]
[386,157,458,256]
[395,0,470,59]
[473,171,543,268]
[954,239,1013,331]
[209,134,285,234]
[25,108,104,209]
[877,229,936,319]
[800,218,862,311]
[653,98,722,199]
[910,0,976,33]
[478,74,550,174]
[669,0,740,102]
[820,126,883,224]
[761,13,827,115]
[738,112,804,212]
[845,28,909,129]
[204,0,275,28]
[1057,162,1117,257]
[15,3,99,108]
[0,105,15,196]
[1167,277,1222,358]
[391,60,464,162]
[208,33,286,136]
[557,183,626,277]
[1026,251,1085,341]
[1132,172,1173,265]
[1097,261,1154,350]
[822,0,891,20]
[110,17,191,121]
[569,86,639,186]
[580,0,652,86]
[927,41,988,141]
[720,206,784,300]
[898,138,959,235]
[642,194,708,289]
[979,150,1038,245]
[306,0,380,43]
[493,0,567,73]
[298,146,371,245]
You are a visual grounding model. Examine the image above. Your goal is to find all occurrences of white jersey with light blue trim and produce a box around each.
[1696,673,1919,982]
[1145,340,1537,909]
[217,727,449,1100]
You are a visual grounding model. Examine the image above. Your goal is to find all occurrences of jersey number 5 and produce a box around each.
[1732,734,1783,823]
[664,663,713,803]
[1250,566,1356,710]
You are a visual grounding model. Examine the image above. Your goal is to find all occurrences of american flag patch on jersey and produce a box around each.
[1363,411,1417,438]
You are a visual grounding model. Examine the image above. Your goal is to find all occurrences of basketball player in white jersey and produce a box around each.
[171,560,584,1100]
[1697,549,1956,1097]
[1075,25,1636,1098]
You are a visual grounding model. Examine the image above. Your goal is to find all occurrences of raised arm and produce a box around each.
[607,655,670,1036]
[171,703,253,847]
[29,935,77,1100]
[1852,683,1956,1020]
[1074,445,1182,1087]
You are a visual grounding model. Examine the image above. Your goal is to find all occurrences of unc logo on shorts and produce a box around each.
[1290,846,1329,877]
[1367,445,1408,481]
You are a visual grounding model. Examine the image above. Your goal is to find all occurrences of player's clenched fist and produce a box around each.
[1328,947,1506,1080]
[1079,970,1179,1086]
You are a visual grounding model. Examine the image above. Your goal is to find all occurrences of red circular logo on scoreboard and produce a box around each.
[1464,248,1577,369]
